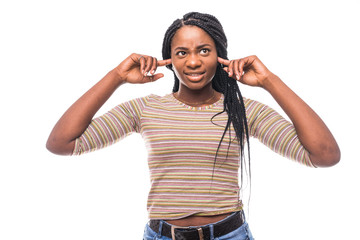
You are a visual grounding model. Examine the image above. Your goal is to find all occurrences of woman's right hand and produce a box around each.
[115,53,171,84]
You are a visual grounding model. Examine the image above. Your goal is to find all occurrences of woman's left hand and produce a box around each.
[218,55,273,88]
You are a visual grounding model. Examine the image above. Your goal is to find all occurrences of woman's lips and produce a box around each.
[184,72,205,82]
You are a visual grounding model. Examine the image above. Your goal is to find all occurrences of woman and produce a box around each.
[46,12,340,240]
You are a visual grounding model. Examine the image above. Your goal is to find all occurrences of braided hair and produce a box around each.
[162,12,251,188]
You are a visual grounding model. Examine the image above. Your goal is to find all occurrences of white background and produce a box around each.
[1,0,359,239]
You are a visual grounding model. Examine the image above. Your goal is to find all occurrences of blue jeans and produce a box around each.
[143,212,254,240]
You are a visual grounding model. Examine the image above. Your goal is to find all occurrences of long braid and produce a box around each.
[212,64,250,188]
[162,12,251,189]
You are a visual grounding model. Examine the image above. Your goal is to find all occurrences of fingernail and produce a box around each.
[150,70,155,75]
[236,75,240,80]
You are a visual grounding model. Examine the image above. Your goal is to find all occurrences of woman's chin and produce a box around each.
[181,81,212,91]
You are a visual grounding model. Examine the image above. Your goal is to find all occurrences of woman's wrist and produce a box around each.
[110,68,127,86]
[260,72,281,92]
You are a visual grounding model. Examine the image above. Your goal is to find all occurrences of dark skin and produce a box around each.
[46,25,340,227]
[170,25,221,105]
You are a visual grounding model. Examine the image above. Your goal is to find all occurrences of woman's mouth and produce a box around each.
[184,72,205,82]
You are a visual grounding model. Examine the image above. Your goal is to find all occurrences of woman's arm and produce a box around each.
[218,56,340,167]
[46,69,122,155]
[260,73,340,167]
[46,54,171,155]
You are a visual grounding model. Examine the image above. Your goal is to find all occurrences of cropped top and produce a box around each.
[73,93,314,220]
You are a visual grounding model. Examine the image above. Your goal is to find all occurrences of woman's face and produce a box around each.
[170,25,218,91]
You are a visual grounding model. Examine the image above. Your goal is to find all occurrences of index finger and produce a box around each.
[218,57,230,66]
[157,59,172,67]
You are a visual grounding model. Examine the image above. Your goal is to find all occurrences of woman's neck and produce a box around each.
[174,83,221,107]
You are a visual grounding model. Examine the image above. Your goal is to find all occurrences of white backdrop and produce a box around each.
[1,0,359,239]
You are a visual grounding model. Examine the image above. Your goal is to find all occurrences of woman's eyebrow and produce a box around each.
[197,44,212,49]
[174,44,213,52]
[174,46,188,51]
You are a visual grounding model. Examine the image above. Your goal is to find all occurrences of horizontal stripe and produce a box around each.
[73,93,313,220]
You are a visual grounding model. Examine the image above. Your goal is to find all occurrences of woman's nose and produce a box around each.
[186,54,201,68]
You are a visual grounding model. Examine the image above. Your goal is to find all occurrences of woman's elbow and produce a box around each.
[46,138,75,156]
[310,145,341,168]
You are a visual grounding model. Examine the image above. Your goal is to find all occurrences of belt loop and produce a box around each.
[171,225,176,240]
[241,210,246,223]
[197,227,204,240]
[157,220,164,238]
[209,224,214,240]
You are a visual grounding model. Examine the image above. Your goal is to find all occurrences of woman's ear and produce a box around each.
[166,64,173,71]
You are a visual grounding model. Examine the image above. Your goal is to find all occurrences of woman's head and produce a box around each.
[170,25,218,91]
[162,12,229,92]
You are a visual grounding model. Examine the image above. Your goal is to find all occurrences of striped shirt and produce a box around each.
[73,93,314,219]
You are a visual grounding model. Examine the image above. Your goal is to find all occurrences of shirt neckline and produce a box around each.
[167,93,224,110]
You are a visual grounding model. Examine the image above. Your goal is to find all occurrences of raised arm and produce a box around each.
[46,53,171,155]
[218,56,340,167]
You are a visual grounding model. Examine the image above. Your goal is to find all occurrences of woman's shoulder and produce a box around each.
[242,96,270,119]
[146,93,172,101]
[243,96,266,109]
[119,93,165,103]
[120,93,174,107]
[138,93,174,104]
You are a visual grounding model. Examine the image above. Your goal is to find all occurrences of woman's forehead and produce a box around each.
[171,25,215,49]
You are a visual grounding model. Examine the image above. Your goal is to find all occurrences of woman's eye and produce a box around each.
[200,49,210,54]
[176,51,186,56]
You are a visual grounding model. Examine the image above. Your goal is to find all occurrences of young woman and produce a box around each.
[46,12,340,240]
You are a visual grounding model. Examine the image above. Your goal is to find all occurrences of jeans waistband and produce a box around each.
[149,211,245,240]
